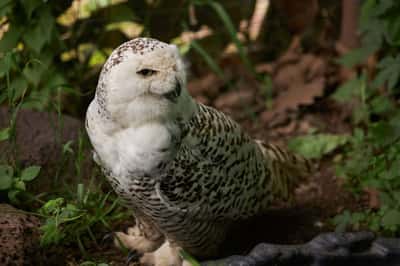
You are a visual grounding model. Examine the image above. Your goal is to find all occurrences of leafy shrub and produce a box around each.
[332,0,400,235]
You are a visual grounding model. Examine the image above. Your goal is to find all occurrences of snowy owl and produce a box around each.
[86,38,311,265]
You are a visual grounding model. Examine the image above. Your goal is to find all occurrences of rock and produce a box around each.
[0,108,94,194]
[0,108,81,166]
[204,232,400,266]
[0,204,41,265]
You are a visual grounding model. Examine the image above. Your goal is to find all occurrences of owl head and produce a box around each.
[96,38,196,127]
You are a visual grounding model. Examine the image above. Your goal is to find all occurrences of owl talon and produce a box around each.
[101,232,115,246]
[126,250,140,265]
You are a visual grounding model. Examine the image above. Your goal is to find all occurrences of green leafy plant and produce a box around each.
[0,2,68,111]
[39,182,128,253]
[0,164,41,203]
[332,0,400,235]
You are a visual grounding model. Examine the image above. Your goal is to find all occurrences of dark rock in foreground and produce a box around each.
[204,232,400,266]
[0,204,41,265]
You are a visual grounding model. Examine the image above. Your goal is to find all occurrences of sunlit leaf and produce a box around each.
[41,198,64,215]
[106,21,143,38]
[88,50,107,67]
[288,134,349,159]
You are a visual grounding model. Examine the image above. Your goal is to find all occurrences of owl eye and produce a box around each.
[136,69,157,77]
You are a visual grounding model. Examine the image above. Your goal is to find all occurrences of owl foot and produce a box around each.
[113,224,164,255]
[140,240,191,266]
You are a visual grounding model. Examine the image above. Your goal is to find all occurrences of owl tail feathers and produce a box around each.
[256,141,313,201]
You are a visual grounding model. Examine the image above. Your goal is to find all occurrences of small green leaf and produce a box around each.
[0,176,12,190]
[14,180,26,191]
[40,219,65,246]
[373,55,400,90]
[21,166,41,181]
[336,45,377,68]
[331,77,362,102]
[370,95,393,114]
[0,127,10,142]
[8,189,20,203]
[0,165,13,190]
[41,198,64,215]
[62,140,74,154]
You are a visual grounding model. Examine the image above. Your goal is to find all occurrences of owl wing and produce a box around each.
[157,104,273,221]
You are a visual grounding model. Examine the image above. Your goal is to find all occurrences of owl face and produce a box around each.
[98,38,195,127]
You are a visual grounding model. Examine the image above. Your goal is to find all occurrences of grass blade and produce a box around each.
[190,40,224,79]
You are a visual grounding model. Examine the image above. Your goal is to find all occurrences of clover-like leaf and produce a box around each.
[20,166,41,181]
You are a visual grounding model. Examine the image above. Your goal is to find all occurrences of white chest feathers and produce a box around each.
[86,100,177,179]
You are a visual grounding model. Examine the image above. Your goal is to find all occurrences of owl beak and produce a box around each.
[163,78,181,103]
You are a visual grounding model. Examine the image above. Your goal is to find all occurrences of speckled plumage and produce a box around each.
[86,38,311,262]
